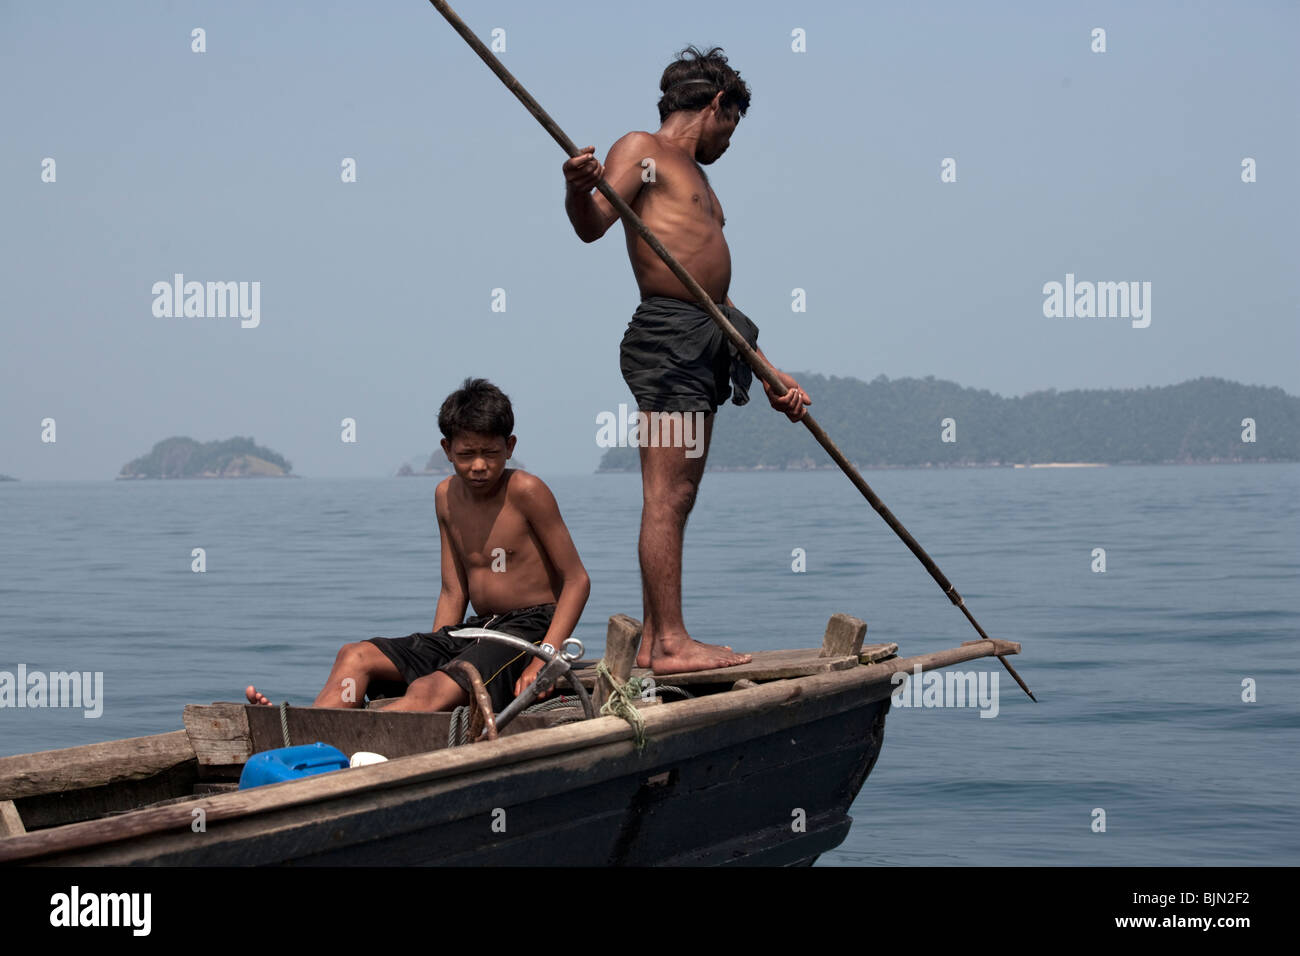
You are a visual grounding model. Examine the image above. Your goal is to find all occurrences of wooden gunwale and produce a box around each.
[0,730,195,802]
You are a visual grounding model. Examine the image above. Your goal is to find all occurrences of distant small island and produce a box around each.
[118,437,294,479]
[0,474,16,482]
[598,375,1300,471]
[396,451,452,478]
[397,451,524,477]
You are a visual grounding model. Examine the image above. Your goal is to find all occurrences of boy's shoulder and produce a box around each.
[503,467,546,494]
[501,468,558,510]
[438,469,553,509]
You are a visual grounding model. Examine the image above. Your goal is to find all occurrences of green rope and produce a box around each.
[594,660,647,752]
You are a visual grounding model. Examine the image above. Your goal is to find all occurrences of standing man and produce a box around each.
[562,45,811,674]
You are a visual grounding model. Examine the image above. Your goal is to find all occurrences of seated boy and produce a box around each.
[245,377,590,713]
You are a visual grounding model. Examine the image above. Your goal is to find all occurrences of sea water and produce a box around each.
[1,463,1296,865]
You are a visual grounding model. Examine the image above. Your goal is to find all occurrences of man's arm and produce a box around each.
[725,296,812,422]
[563,131,657,243]
[510,476,591,697]
[431,482,469,632]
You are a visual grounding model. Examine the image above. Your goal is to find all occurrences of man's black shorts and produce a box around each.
[365,603,556,712]
[619,295,761,413]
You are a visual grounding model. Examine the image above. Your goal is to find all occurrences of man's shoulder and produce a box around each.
[617,129,659,145]
[611,129,662,156]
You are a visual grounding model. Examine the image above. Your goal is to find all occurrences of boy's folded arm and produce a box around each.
[512,475,591,692]
[432,486,471,631]
[431,585,467,633]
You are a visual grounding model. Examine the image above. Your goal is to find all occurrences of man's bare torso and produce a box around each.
[438,471,561,616]
[622,132,730,304]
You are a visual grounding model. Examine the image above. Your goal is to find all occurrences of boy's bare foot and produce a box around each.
[646,636,751,675]
[244,685,272,706]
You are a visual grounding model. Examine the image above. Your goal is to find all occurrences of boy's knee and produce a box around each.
[399,675,432,706]
[405,673,462,710]
[335,641,376,670]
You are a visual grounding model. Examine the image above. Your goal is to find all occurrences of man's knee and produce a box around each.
[646,477,700,517]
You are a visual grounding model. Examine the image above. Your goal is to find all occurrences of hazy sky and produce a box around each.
[2,0,1296,479]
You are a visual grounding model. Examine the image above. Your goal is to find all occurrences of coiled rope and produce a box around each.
[444,676,690,748]
[279,700,292,748]
[594,660,646,752]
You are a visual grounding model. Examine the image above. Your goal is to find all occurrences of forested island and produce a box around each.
[0,474,16,482]
[597,376,1298,471]
[118,437,293,479]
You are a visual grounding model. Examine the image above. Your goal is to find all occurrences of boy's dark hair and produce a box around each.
[438,378,514,441]
[657,45,751,123]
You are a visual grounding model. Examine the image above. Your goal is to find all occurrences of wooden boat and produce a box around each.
[0,613,1020,866]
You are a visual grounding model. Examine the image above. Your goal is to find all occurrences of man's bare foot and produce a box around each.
[245,685,272,706]
[648,638,751,675]
[637,639,736,670]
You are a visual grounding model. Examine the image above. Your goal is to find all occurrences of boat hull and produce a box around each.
[13,670,894,866]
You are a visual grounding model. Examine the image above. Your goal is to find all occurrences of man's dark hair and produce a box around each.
[438,377,514,441]
[657,45,751,123]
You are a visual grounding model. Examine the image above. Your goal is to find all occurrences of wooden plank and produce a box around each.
[960,638,1022,657]
[14,764,201,831]
[194,704,558,763]
[859,642,898,664]
[0,730,194,801]
[856,640,1021,685]
[0,800,25,837]
[184,703,253,767]
[820,613,867,658]
[582,648,860,687]
[593,614,642,712]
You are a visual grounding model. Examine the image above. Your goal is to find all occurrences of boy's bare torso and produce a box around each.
[438,470,561,615]
[622,132,731,304]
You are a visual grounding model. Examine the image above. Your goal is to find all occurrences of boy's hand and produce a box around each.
[514,657,551,700]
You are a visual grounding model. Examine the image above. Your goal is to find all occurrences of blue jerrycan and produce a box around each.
[238,742,350,790]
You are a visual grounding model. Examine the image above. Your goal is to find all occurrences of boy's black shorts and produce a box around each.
[365,603,556,713]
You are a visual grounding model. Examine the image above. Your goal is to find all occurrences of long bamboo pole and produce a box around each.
[426,0,1036,701]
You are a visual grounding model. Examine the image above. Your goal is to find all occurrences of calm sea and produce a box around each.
[2,464,1297,865]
